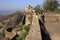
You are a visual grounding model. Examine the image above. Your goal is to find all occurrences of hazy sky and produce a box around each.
[0,0,44,10]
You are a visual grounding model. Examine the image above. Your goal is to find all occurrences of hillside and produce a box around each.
[0,10,16,15]
[0,11,24,40]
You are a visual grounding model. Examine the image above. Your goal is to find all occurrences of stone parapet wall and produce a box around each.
[39,14,60,23]
[45,14,59,23]
[59,14,60,23]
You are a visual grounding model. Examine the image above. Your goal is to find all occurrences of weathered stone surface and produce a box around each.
[5,29,16,40]
[59,15,60,23]
[45,23,60,40]
[25,14,41,40]
[0,36,5,40]
[39,14,60,23]
[44,14,59,23]
[25,15,31,25]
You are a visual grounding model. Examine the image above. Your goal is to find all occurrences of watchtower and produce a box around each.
[25,5,35,25]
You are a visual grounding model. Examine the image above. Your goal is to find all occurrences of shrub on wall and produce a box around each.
[16,31,28,40]
[23,24,30,32]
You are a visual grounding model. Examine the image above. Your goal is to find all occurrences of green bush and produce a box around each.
[23,25,30,32]
[1,32,5,37]
[16,24,23,31]
[16,24,31,40]
[16,31,28,40]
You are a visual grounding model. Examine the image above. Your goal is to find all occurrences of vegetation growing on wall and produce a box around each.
[16,23,31,40]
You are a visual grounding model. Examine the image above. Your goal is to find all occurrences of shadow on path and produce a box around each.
[38,15,51,40]
[11,35,19,40]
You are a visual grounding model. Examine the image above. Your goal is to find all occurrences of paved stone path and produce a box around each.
[45,23,60,40]
[25,14,41,40]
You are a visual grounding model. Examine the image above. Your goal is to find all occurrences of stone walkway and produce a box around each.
[45,23,60,40]
[25,14,41,40]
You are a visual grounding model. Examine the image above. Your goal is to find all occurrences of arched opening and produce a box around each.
[6,27,13,32]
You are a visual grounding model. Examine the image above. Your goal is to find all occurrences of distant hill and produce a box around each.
[0,11,24,28]
[0,10,16,15]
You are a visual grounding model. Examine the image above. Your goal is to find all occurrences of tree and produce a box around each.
[43,0,59,11]
[34,5,43,14]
